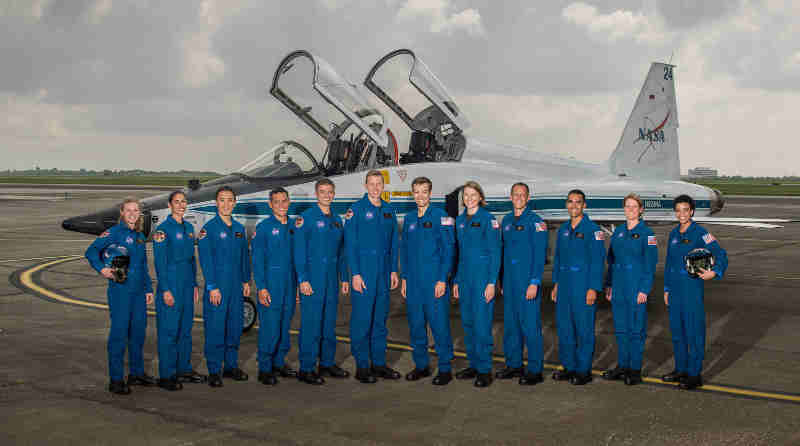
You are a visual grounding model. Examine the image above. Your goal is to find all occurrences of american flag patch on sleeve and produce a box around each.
[648,235,657,246]
[594,231,605,241]
[535,222,547,232]
[702,233,715,244]
[441,217,454,226]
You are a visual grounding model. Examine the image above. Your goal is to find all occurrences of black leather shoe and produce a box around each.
[519,372,544,386]
[552,369,573,381]
[405,367,432,381]
[222,368,248,381]
[679,375,703,390]
[570,373,593,385]
[297,370,325,385]
[371,365,401,380]
[272,365,297,378]
[432,371,453,386]
[208,373,223,388]
[177,370,207,384]
[127,374,157,386]
[157,377,183,391]
[258,371,278,385]
[474,373,493,388]
[318,365,350,378]
[495,367,524,379]
[661,370,688,384]
[455,367,478,380]
[109,380,131,395]
[602,367,627,381]
[355,368,377,384]
[624,369,642,386]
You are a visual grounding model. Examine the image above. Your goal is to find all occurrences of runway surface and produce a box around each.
[2,190,800,445]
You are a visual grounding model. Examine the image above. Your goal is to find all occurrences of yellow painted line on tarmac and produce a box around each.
[18,257,800,405]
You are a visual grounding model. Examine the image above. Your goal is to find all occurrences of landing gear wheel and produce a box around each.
[242,296,257,333]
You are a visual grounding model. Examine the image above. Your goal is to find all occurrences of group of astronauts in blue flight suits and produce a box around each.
[86,170,727,395]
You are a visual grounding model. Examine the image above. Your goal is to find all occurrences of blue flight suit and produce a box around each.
[501,209,548,375]
[664,221,728,377]
[252,215,297,373]
[85,223,153,382]
[152,215,198,380]
[604,221,657,372]
[344,193,399,370]
[399,206,456,373]
[454,207,501,374]
[294,205,347,373]
[197,215,251,375]
[552,215,606,375]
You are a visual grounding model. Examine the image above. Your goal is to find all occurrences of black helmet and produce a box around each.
[685,248,714,278]
[102,244,130,284]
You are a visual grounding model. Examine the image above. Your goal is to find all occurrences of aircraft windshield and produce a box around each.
[408,58,470,130]
[237,141,320,179]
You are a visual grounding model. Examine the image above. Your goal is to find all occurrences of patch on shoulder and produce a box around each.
[198,229,207,240]
[491,219,500,229]
[648,235,657,246]
[441,216,454,226]
[702,233,715,244]
[535,222,547,232]
[295,217,304,228]
[345,209,354,220]
[98,230,110,238]
[594,231,605,241]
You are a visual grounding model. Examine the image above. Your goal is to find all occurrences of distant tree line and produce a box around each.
[2,167,221,177]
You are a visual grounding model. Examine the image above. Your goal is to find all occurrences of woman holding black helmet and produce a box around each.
[85,197,155,395]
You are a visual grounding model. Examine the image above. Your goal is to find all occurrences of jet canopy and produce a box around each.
[270,50,398,176]
[364,49,469,163]
[237,141,321,180]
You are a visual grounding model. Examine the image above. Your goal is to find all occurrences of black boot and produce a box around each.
[258,371,278,385]
[455,367,478,380]
[297,370,325,385]
[432,371,453,386]
[208,373,223,388]
[318,365,350,378]
[222,368,248,381]
[272,365,297,378]
[519,372,544,386]
[679,375,703,390]
[624,369,642,386]
[405,367,432,381]
[474,373,493,388]
[661,370,688,384]
[570,372,593,385]
[176,370,207,384]
[552,369,573,381]
[109,380,131,395]
[355,368,377,384]
[601,366,627,381]
[371,365,401,380]
[157,377,183,391]
[495,367,524,380]
[127,374,157,386]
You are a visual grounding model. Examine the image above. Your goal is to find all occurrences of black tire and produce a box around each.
[242,296,257,333]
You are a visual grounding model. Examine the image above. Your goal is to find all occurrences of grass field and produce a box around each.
[690,180,800,196]
[0,175,221,186]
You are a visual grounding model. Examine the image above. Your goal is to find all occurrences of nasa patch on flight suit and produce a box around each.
[345,209,353,220]
[153,230,166,243]
[295,217,304,228]
[198,229,207,240]
[99,230,110,238]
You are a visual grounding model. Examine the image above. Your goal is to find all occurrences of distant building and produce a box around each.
[688,167,718,178]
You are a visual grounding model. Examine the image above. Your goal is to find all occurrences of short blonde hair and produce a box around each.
[623,193,644,218]
[118,197,145,233]
[463,181,487,207]
[365,170,384,184]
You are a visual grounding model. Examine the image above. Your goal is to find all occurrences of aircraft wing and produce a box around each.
[552,214,795,229]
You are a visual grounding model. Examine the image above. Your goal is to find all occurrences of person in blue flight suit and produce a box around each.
[198,186,252,388]
[345,170,401,384]
[662,194,728,390]
[601,193,658,386]
[399,176,456,385]
[252,187,299,385]
[550,189,606,385]
[85,197,155,395]
[295,178,350,385]
[152,191,205,391]
[497,183,548,386]
[452,181,502,388]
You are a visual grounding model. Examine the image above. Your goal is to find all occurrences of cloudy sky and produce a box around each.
[2,0,797,176]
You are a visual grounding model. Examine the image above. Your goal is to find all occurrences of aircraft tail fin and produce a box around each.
[608,63,679,180]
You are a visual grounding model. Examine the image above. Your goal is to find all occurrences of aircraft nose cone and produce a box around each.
[61,207,120,235]
[710,188,725,214]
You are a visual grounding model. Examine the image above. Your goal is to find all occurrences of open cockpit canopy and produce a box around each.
[364,49,469,163]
